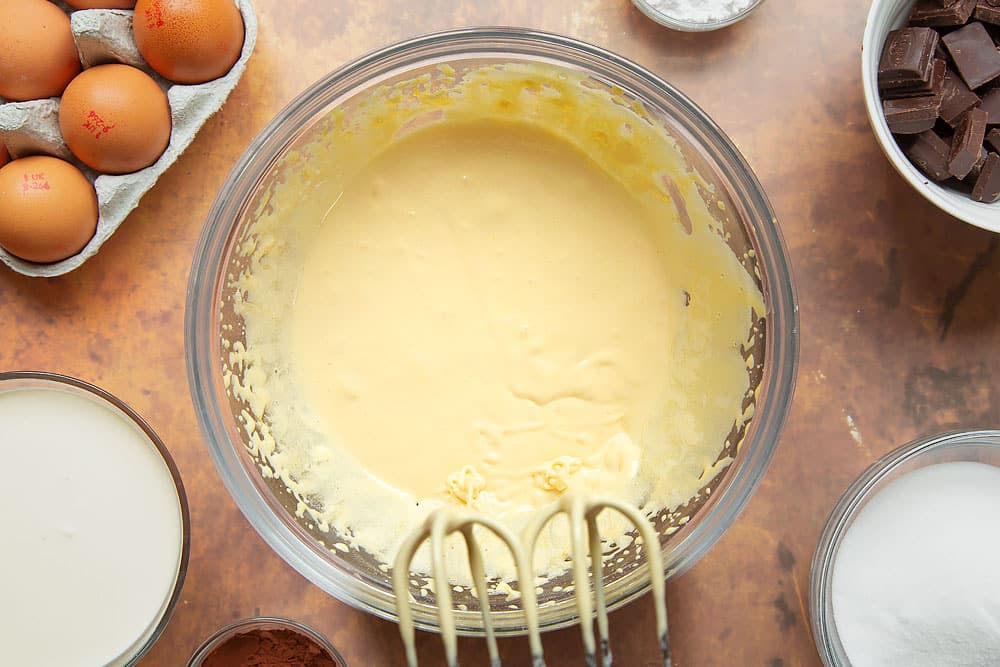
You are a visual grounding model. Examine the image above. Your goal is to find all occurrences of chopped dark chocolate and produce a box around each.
[910,0,978,26]
[885,59,949,98]
[879,28,939,90]
[974,0,1000,24]
[940,67,982,125]
[949,107,989,177]
[906,129,954,180]
[885,96,943,133]
[964,147,988,182]
[988,127,1000,150]
[942,22,1000,89]
[879,3,1000,205]
[979,87,1000,123]
[971,151,1000,201]
[924,58,950,96]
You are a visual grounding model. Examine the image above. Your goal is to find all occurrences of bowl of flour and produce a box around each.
[809,430,1000,667]
[630,0,765,31]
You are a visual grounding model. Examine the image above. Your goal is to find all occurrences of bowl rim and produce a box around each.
[0,370,191,667]
[186,26,799,636]
[861,0,1000,233]
[187,616,347,667]
[630,0,766,32]
[809,429,1000,666]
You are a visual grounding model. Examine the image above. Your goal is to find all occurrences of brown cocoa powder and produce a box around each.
[201,628,340,667]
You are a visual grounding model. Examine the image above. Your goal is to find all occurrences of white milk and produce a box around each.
[0,385,184,666]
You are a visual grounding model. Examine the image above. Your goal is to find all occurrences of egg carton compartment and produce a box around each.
[0,0,257,278]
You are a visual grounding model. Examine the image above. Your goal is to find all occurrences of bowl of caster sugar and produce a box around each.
[631,0,766,31]
[810,430,1000,667]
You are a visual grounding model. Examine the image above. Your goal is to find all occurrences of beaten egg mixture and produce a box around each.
[224,62,763,583]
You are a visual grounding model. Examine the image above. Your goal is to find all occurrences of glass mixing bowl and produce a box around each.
[186,27,798,636]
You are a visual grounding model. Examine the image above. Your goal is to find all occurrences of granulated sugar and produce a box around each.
[643,0,756,24]
[831,462,1000,667]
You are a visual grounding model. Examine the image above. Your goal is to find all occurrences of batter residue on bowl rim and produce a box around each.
[223,61,764,589]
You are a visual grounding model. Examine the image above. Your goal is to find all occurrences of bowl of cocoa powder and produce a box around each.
[188,617,346,667]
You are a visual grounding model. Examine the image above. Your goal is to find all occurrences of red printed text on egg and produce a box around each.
[83,111,116,139]
[21,172,50,193]
[145,1,165,29]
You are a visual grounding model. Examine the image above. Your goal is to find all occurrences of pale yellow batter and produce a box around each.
[294,119,681,511]
[225,62,763,584]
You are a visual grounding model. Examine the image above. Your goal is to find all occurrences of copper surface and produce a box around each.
[2,1,999,665]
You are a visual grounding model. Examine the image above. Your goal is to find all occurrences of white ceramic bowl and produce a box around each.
[631,0,766,31]
[862,0,1000,233]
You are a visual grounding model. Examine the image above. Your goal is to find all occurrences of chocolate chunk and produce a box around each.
[942,22,1000,89]
[974,0,1000,24]
[884,96,943,133]
[949,107,989,176]
[940,67,982,125]
[885,59,949,98]
[923,58,950,96]
[906,129,954,180]
[979,86,1000,123]
[879,28,939,90]
[988,127,1000,150]
[964,147,988,181]
[971,151,1000,201]
[910,0,978,26]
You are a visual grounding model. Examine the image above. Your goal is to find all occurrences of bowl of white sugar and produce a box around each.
[810,430,1000,667]
[631,0,766,31]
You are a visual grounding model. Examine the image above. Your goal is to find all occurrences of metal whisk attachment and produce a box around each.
[393,509,543,667]
[393,492,671,667]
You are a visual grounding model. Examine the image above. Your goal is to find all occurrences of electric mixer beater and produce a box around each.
[393,492,672,667]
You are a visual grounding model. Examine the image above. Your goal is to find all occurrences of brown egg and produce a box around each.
[0,144,8,169]
[65,1,137,7]
[0,0,82,101]
[0,156,99,264]
[133,0,245,84]
[59,64,171,174]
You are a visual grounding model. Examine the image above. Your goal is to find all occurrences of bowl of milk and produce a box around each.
[0,371,189,666]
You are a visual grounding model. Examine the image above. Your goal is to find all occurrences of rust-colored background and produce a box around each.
[3,1,999,665]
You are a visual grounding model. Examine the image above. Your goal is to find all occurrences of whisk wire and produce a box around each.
[393,522,428,667]
[461,525,498,665]
[584,497,673,667]
[430,514,459,667]
[587,510,611,667]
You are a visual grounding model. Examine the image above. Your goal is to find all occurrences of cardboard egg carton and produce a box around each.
[0,0,257,277]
